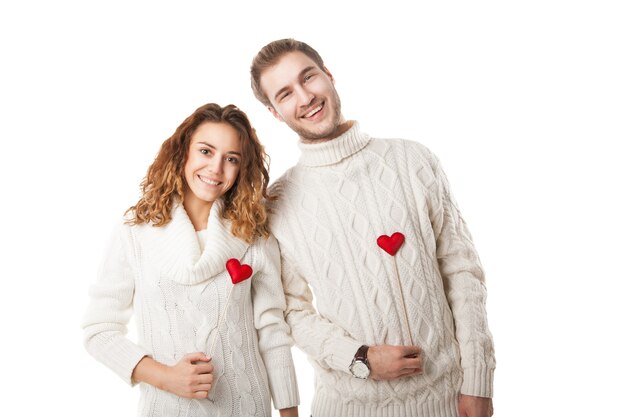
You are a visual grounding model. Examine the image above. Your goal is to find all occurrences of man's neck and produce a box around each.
[300,120,354,144]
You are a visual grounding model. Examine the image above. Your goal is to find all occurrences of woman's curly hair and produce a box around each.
[126,103,272,243]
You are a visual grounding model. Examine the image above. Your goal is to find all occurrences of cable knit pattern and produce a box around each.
[82,200,299,417]
[269,122,495,417]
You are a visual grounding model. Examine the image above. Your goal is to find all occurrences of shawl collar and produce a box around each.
[140,199,249,285]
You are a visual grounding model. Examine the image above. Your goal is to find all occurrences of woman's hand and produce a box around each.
[132,352,214,399]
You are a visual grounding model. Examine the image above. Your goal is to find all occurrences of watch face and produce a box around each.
[351,361,370,379]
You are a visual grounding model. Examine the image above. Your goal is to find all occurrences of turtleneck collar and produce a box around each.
[297,121,370,167]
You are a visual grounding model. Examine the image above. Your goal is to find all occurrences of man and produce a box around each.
[250,39,495,417]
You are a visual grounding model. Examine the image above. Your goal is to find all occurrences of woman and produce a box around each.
[82,103,299,417]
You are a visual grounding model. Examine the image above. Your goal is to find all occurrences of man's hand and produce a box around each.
[279,406,298,417]
[458,394,493,417]
[367,345,422,380]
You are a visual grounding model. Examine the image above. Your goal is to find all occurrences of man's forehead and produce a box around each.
[261,51,317,87]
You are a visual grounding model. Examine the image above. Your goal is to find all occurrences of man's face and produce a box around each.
[260,51,344,142]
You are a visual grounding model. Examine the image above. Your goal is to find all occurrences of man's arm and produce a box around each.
[280,251,422,379]
[427,148,496,398]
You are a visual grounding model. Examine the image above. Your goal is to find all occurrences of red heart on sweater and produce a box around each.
[377,232,405,256]
[226,258,253,284]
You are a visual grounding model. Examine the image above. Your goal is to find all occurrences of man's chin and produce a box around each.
[293,123,338,142]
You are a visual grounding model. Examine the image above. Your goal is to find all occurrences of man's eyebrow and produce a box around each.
[273,66,317,101]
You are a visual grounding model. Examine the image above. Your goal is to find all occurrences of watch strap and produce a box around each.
[354,345,369,363]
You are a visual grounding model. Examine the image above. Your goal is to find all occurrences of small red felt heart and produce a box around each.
[377,232,405,256]
[226,258,253,284]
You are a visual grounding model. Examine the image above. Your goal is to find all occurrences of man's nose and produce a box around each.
[295,85,314,107]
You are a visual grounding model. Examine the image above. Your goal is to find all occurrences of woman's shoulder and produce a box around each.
[249,233,279,256]
[245,233,280,270]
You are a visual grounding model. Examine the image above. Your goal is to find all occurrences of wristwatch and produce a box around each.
[349,345,370,379]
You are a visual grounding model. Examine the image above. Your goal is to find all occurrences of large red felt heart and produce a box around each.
[377,232,405,256]
[226,258,253,284]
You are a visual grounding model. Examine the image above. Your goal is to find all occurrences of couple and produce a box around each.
[83,39,496,417]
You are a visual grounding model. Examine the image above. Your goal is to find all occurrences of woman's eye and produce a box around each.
[226,157,239,164]
[200,149,210,155]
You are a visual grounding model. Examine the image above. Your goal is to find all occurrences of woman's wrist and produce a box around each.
[132,356,168,389]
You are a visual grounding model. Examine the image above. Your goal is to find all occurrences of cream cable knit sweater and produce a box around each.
[269,122,495,417]
[82,200,299,417]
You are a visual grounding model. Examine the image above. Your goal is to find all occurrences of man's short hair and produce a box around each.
[250,38,325,106]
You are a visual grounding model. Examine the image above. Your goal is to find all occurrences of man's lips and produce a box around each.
[301,102,324,119]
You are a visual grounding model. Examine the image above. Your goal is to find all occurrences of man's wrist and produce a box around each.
[349,345,370,379]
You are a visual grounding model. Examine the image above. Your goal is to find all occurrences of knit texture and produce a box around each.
[82,200,299,416]
[269,122,495,417]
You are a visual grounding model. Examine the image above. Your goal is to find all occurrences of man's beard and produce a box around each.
[287,89,343,142]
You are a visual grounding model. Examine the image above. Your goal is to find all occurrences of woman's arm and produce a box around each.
[82,223,150,384]
[251,235,300,411]
[83,223,216,397]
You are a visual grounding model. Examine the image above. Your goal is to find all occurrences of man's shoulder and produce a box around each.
[371,135,431,152]
[266,166,301,213]
[367,136,437,167]
[268,166,297,197]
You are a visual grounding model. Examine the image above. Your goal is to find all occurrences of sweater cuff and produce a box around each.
[86,332,150,386]
[268,364,300,409]
[461,365,495,398]
[263,347,300,409]
[327,338,363,373]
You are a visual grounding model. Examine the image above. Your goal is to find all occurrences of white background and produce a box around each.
[1,1,624,416]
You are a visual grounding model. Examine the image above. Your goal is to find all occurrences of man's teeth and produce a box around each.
[304,104,323,118]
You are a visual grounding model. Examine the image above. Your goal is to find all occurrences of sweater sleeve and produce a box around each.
[425,148,496,398]
[251,235,300,410]
[279,249,363,375]
[81,223,149,386]
[267,179,363,375]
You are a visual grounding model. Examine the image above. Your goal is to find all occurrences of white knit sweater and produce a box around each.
[269,122,495,417]
[82,200,299,417]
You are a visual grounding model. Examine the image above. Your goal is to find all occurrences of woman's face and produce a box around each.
[183,121,242,207]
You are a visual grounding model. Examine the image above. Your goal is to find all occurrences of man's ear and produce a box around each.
[268,105,284,122]
[324,66,335,83]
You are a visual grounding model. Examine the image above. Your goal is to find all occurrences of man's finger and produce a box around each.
[401,356,422,369]
[400,345,421,357]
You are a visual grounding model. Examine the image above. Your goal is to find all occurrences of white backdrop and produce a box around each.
[1,1,624,416]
